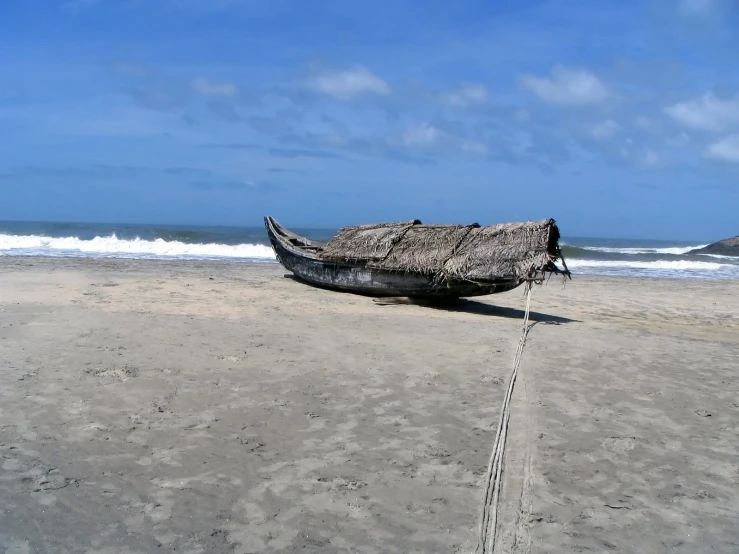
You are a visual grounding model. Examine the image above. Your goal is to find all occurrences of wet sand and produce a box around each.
[1,257,738,553]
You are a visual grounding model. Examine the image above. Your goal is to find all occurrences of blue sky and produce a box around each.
[1,0,738,239]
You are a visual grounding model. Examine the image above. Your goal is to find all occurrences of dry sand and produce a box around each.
[0,257,737,554]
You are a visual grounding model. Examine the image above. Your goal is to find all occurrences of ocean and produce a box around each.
[1,221,737,280]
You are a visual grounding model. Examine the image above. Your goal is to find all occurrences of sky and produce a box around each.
[1,0,738,240]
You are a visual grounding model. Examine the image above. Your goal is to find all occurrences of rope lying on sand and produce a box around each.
[476,281,534,554]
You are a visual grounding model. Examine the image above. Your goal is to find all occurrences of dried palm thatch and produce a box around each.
[443,219,561,281]
[369,224,479,274]
[319,220,421,262]
[319,218,567,282]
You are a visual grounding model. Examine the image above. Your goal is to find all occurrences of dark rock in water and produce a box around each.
[688,236,739,256]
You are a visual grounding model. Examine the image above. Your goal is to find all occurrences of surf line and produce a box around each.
[475,280,535,554]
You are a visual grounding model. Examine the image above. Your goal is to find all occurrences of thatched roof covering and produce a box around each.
[318,220,421,262]
[319,218,567,282]
[442,219,561,281]
[373,224,479,275]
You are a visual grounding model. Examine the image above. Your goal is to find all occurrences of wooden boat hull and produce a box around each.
[265,216,522,299]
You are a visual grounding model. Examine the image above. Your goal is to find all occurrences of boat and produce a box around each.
[264,215,568,299]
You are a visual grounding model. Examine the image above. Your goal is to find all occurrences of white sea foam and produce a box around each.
[700,253,739,260]
[2,232,736,279]
[566,259,726,270]
[0,233,276,260]
[566,258,739,279]
[580,245,708,255]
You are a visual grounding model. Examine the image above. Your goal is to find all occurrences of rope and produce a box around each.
[475,281,535,554]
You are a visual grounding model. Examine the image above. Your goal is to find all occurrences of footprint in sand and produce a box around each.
[4,539,31,554]
[3,458,21,471]
[602,436,638,453]
[85,364,139,382]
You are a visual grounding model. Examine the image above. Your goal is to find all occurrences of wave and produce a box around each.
[577,245,708,255]
[566,258,739,279]
[700,253,739,260]
[0,233,276,260]
[2,232,736,280]
[566,259,729,271]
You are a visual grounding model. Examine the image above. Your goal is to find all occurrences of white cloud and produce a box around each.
[440,83,489,107]
[667,132,691,147]
[590,120,620,140]
[679,0,713,15]
[706,134,739,163]
[519,66,610,106]
[634,116,664,134]
[402,123,441,146]
[461,142,488,155]
[170,0,235,10]
[63,0,100,15]
[515,109,530,122]
[191,78,238,97]
[114,63,147,78]
[641,149,660,167]
[618,143,660,168]
[635,116,652,130]
[307,66,390,100]
[664,93,739,132]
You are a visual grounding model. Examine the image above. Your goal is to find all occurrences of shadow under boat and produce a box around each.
[283,274,577,324]
[380,297,579,324]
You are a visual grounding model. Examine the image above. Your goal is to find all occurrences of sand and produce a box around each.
[0,257,737,554]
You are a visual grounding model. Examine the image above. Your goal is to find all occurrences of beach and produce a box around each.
[1,257,738,553]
